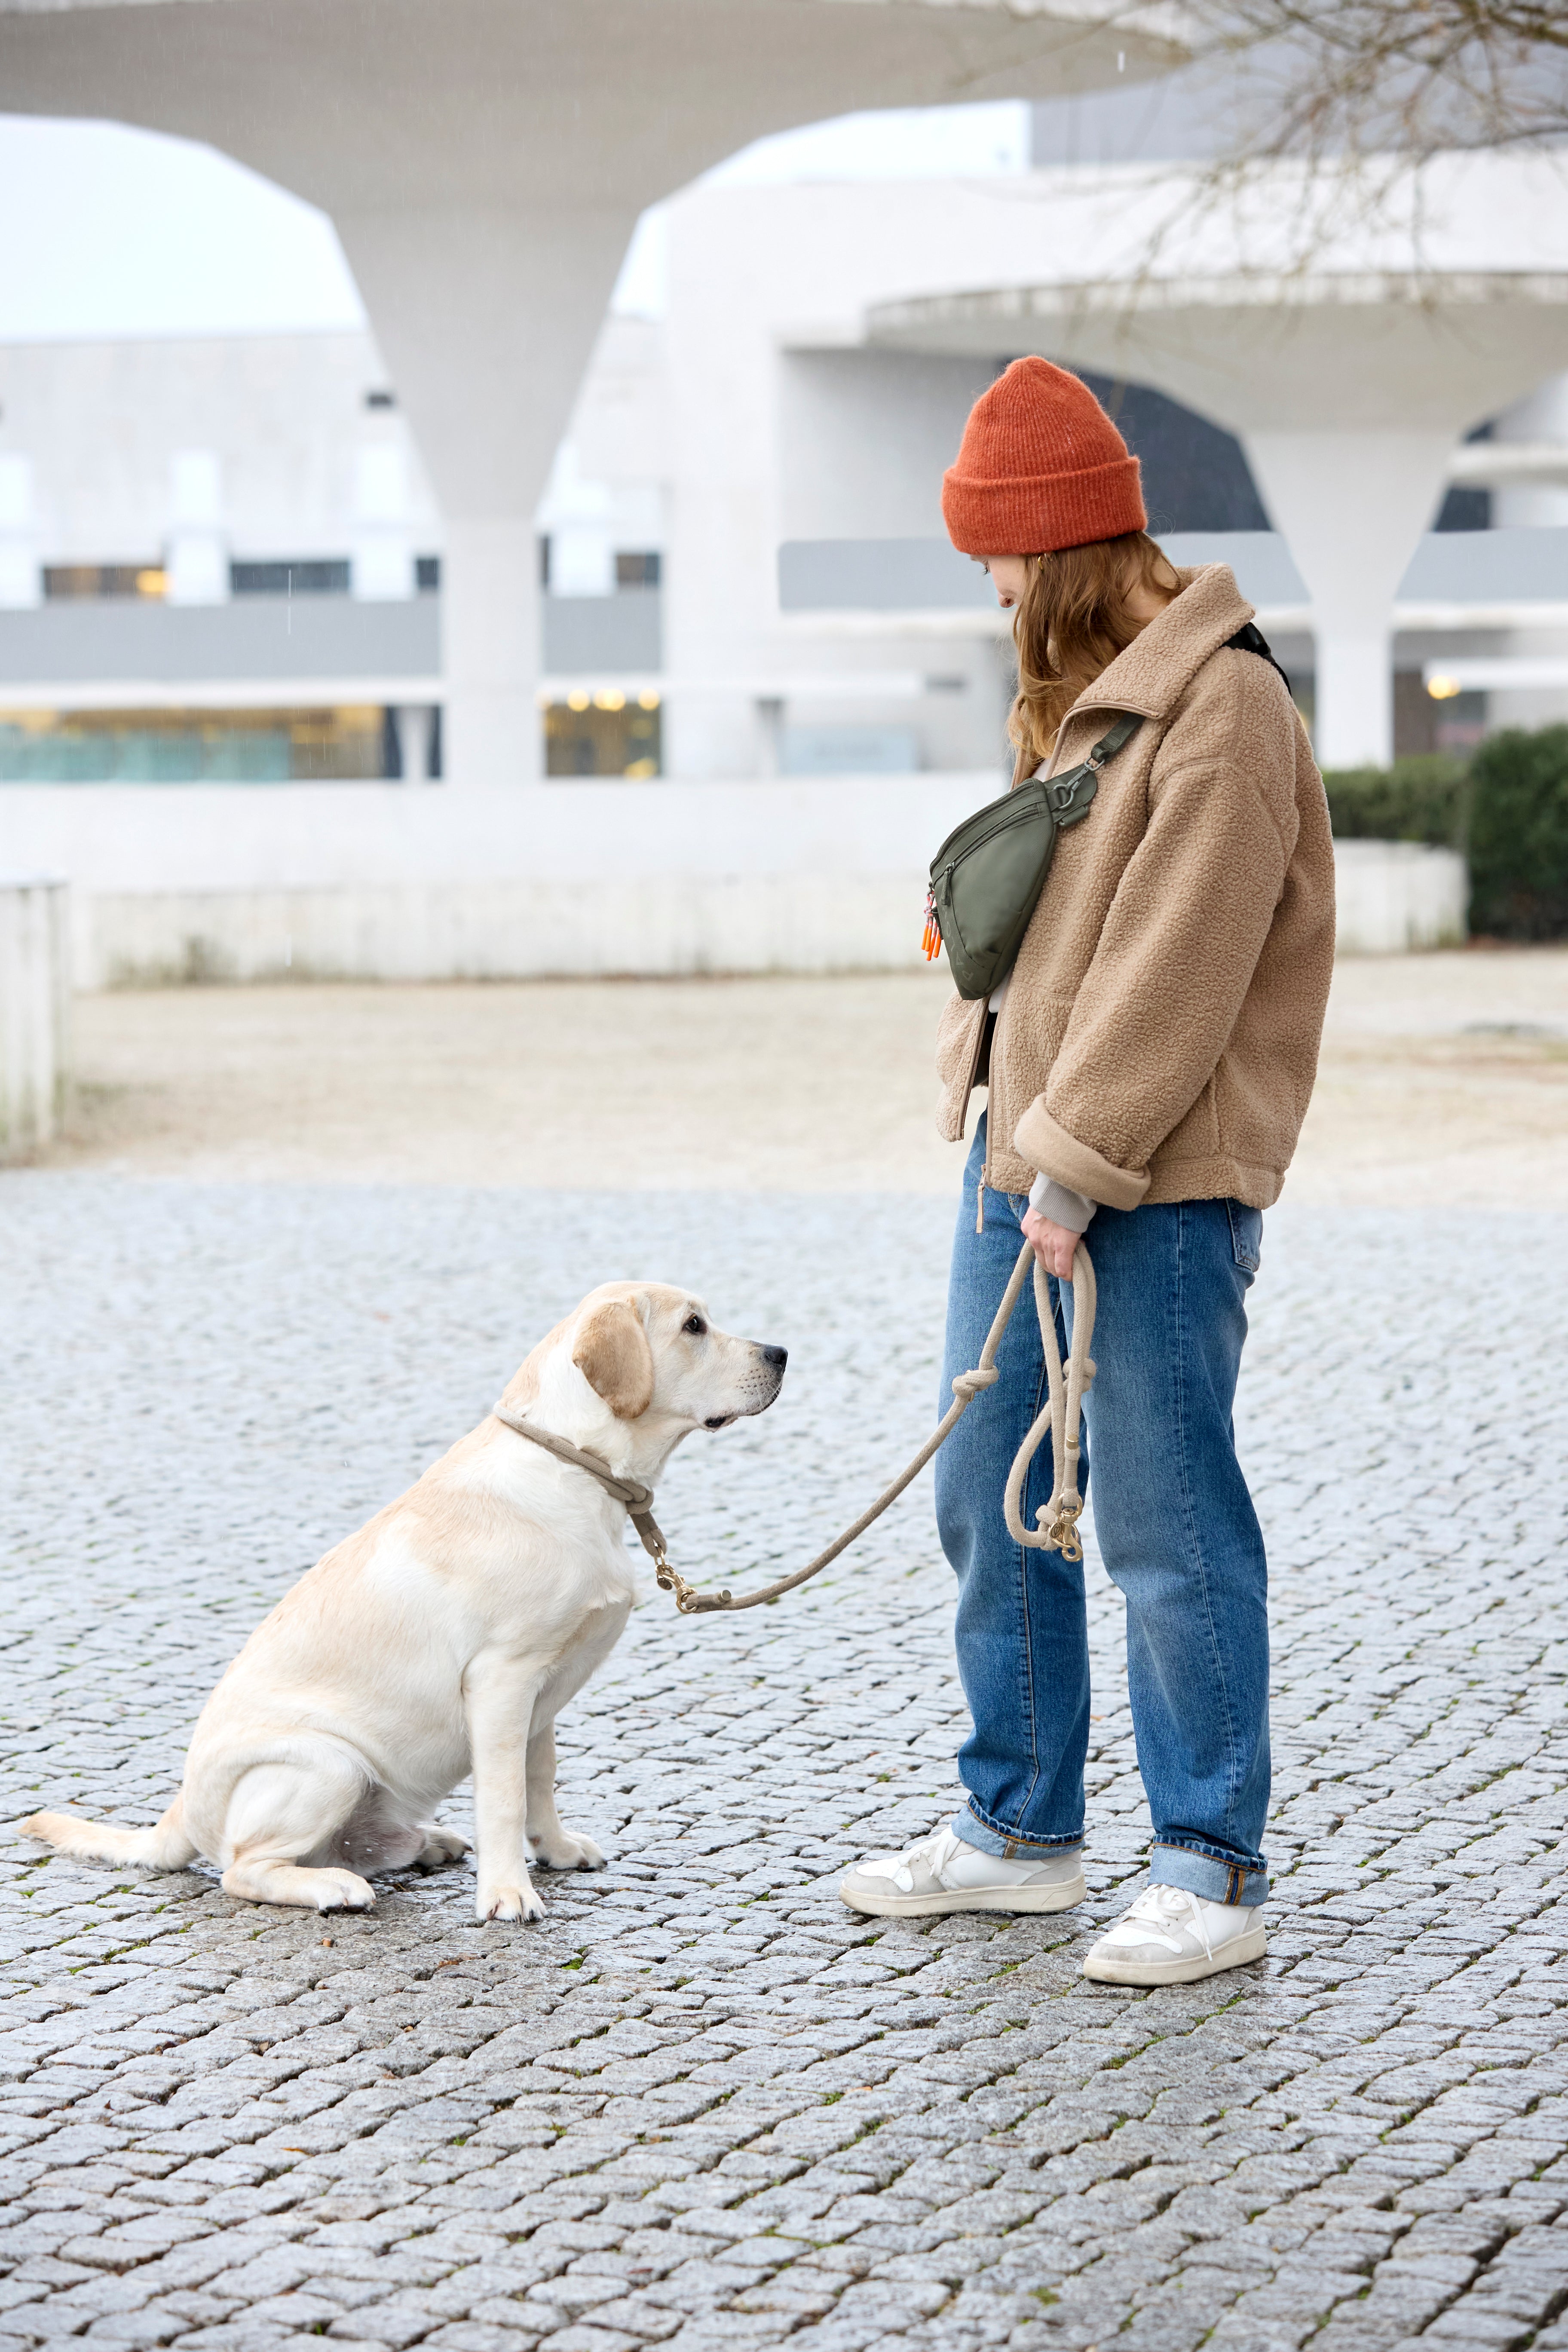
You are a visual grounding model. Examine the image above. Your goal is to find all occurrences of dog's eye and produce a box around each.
[683,1314,706,1337]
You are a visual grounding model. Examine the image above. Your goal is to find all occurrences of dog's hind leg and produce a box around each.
[219,1754,376,1913]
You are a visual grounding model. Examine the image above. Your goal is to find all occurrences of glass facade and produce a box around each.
[543,689,662,778]
[0,705,388,782]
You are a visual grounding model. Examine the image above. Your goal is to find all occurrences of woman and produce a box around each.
[841,358,1335,1985]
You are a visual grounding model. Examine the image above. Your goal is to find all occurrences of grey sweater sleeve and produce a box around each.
[1027,1172,1097,1233]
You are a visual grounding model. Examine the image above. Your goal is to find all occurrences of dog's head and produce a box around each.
[506,1283,786,1459]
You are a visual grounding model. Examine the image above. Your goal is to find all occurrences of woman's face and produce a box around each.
[976,554,1034,609]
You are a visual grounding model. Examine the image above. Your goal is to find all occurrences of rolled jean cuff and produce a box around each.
[952,1802,1084,1861]
[1150,1840,1269,1908]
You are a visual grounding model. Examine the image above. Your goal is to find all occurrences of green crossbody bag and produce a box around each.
[922,711,1142,1001]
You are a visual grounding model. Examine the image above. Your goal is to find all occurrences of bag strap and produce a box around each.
[1226,621,1292,695]
[1084,711,1142,768]
[1042,710,1142,821]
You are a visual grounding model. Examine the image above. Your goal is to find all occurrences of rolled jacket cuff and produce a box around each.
[1012,1100,1151,1213]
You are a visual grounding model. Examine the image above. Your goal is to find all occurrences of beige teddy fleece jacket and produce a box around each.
[936,564,1336,1211]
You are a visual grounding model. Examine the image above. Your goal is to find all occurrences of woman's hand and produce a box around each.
[1020,1206,1082,1282]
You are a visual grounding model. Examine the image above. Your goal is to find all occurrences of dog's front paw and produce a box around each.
[476,1879,544,1924]
[531,1829,607,1872]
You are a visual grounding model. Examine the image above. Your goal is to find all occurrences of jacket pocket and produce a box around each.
[1226,1199,1263,1274]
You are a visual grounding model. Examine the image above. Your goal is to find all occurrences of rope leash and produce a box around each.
[493,1237,1097,1615]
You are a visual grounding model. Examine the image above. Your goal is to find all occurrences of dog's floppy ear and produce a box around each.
[571,1299,655,1421]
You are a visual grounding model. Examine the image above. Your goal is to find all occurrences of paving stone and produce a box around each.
[1,1183,1565,2349]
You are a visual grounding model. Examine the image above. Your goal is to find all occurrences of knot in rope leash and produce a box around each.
[491,1235,1097,1612]
[1003,1247,1097,1563]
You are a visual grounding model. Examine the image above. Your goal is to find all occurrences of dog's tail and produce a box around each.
[21,1797,198,1871]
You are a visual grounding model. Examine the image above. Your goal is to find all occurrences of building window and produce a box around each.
[1434,485,1491,532]
[0,704,389,782]
[230,560,352,596]
[415,554,441,593]
[543,689,662,778]
[364,389,396,410]
[44,564,165,600]
[616,550,662,588]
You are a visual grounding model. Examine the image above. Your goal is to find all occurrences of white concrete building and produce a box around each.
[3,40,1566,980]
[0,0,1182,788]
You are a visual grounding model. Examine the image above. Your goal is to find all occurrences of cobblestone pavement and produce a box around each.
[2,1178,1566,2352]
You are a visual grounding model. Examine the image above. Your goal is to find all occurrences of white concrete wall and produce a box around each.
[2,782,1464,982]
[0,876,70,1154]
[1333,840,1468,955]
[0,775,995,986]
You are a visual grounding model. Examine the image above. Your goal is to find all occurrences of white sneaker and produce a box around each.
[839,1825,1085,1919]
[1082,1884,1266,1984]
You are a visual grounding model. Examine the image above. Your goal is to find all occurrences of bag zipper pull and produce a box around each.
[921,888,941,961]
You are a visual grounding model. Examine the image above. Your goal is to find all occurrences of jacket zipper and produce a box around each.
[977,1000,1000,1231]
[952,1002,992,1231]
[969,703,1136,1234]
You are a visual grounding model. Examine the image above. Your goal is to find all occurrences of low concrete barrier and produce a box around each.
[1332,839,1468,955]
[0,783,1468,984]
[0,777,993,986]
[0,876,71,1157]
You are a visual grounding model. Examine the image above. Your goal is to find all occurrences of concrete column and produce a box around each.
[165,448,228,605]
[332,205,628,787]
[0,454,40,609]
[1492,373,1568,732]
[441,518,542,788]
[1243,429,1455,770]
[0,876,70,1160]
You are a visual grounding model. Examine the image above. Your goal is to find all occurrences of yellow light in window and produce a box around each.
[567,690,591,712]
[638,689,662,710]
[135,568,167,598]
[623,757,658,780]
[1427,674,1462,701]
[595,688,626,711]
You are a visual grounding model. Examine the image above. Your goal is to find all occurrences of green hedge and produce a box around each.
[1467,725,1568,941]
[1320,755,1471,850]
[1323,729,1568,938]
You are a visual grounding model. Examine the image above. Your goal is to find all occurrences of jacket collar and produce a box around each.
[1060,564,1257,729]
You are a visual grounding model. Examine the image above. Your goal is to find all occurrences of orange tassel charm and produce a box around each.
[921,889,942,961]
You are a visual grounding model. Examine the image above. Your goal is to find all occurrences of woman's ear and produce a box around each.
[571,1299,655,1421]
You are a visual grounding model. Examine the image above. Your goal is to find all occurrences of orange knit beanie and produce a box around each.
[941,356,1146,556]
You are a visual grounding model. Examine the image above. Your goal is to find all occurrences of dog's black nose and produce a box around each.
[760,1344,788,1368]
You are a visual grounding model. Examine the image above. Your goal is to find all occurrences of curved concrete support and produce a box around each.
[870,260,1568,767]
[1243,429,1456,768]
[0,0,1185,784]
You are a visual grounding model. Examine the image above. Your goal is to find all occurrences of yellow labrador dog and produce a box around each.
[24,1283,786,1923]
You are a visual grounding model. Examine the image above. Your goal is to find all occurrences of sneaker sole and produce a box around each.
[1081,1920,1267,1984]
[839,1872,1086,1920]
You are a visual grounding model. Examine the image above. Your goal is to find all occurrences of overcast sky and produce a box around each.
[0,103,1031,343]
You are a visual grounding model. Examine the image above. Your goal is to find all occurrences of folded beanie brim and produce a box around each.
[942,453,1146,556]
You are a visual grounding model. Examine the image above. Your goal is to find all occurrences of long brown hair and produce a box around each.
[1008,530,1181,778]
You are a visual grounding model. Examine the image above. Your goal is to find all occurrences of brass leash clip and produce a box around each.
[1043,1496,1085,1562]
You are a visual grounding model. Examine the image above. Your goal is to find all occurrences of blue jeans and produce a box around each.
[935,1115,1271,1906]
